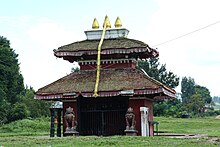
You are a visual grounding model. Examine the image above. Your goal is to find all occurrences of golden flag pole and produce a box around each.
[93,16,111,97]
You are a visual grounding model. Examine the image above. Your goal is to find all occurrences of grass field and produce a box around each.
[154,117,220,137]
[0,117,220,146]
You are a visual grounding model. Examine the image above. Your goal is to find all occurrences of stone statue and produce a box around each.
[125,107,136,130]
[64,107,77,132]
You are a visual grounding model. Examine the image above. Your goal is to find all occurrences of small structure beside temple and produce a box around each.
[35,16,175,136]
[49,101,63,137]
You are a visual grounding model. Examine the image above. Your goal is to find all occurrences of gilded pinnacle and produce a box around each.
[114,17,122,28]
[103,15,111,28]
[92,18,99,29]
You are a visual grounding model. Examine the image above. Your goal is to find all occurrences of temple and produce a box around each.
[35,16,176,136]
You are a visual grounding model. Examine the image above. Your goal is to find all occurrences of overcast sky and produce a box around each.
[1,0,219,96]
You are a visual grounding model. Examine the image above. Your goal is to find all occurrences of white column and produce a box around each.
[140,107,149,136]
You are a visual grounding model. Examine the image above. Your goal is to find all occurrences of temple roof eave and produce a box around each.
[35,87,176,100]
[54,47,158,57]
[54,38,159,58]
[35,68,175,100]
[54,47,159,63]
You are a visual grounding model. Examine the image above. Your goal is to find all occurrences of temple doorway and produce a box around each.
[78,97,128,136]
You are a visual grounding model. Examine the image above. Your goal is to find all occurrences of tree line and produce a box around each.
[0,36,50,125]
[213,96,220,103]
[138,58,218,117]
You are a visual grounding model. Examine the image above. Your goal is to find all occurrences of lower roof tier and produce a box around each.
[54,38,159,62]
[35,68,176,100]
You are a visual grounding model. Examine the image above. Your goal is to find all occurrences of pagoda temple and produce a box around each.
[35,16,176,136]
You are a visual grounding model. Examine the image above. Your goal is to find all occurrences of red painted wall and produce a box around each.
[128,99,154,136]
[63,101,77,133]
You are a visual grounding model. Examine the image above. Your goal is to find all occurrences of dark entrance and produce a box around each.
[78,96,128,136]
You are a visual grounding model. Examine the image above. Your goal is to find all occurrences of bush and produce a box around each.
[7,103,29,122]
[0,117,50,134]
[188,110,220,117]
[153,99,183,117]
[204,110,220,116]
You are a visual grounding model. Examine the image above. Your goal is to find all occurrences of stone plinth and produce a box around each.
[124,129,138,136]
[64,128,79,136]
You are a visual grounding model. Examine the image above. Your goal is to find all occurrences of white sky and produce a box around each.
[0,0,219,96]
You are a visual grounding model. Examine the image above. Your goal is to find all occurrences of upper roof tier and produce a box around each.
[54,17,159,62]
[54,37,159,62]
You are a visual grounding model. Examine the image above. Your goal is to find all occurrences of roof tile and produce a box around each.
[36,68,174,95]
[57,38,149,52]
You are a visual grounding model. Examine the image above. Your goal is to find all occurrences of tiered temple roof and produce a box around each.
[54,38,159,62]
[35,17,175,100]
[36,68,175,100]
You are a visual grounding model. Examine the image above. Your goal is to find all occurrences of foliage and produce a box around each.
[7,102,29,122]
[0,99,10,124]
[181,77,195,104]
[202,110,220,116]
[181,77,213,114]
[195,85,212,104]
[71,66,80,73]
[138,57,180,117]
[138,57,179,89]
[0,36,25,123]
[0,117,50,135]
[0,36,50,124]
[0,36,24,104]
[185,93,204,114]
[213,96,220,103]
[153,99,183,117]
[20,87,51,118]
[213,102,220,110]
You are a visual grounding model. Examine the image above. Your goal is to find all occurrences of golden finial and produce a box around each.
[92,18,99,29]
[103,15,111,28]
[114,17,122,28]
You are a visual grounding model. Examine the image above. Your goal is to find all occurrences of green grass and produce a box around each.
[0,117,220,146]
[0,136,219,147]
[154,117,220,137]
[0,117,50,137]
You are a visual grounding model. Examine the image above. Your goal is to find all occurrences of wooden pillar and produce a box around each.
[57,108,62,137]
[50,108,55,137]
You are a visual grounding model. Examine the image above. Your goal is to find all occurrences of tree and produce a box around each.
[0,36,25,123]
[213,96,220,103]
[181,77,213,114]
[138,57,180,117]
[0,36,51,123]
[0,89,10,124]
[138,57,179,88]
[186,93,204,114]
[20,87,50,118]
[7,102,29,122]
[153,99,183,117]
[71,66,80,73]
[195,85,212,104]
[0,36,24,104]
[181,77,195,104]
